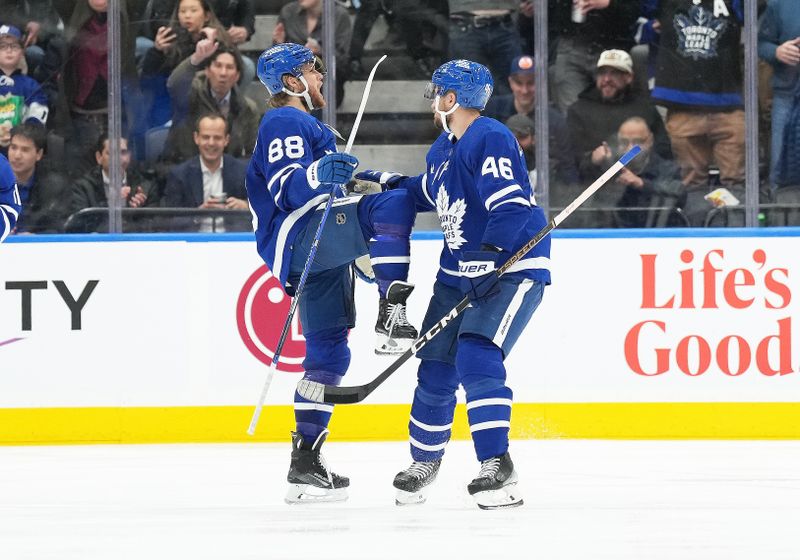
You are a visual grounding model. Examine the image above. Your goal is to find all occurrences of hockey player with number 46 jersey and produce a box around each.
[356,60,551,509]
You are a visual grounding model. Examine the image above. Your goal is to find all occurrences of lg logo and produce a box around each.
[236,266,305,373]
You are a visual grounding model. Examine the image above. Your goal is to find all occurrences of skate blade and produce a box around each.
[375,333,413,355]
[472,483,523,510]
[394,488,429,506]
[285,484,348,504]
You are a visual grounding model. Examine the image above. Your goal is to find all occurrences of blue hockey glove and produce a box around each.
[355,170,404,190]
[459,250,502,306]
[306,152,359,189]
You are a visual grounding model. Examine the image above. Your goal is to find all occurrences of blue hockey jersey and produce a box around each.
[0,71,49,127]
[399,117,551,289]
[246,106,346,287]
[0,153,20,242]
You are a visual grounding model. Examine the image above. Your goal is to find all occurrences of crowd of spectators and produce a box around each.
[0,0,796,235]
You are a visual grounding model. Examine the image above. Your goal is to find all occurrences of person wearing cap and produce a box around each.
[485,54,578,193]
[0,24,48,150]
[567,48,672,184]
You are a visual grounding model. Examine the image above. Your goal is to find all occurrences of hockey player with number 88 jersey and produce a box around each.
[356,60,551,509]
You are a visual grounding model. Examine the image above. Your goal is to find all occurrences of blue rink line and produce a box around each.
[5,227,800,244]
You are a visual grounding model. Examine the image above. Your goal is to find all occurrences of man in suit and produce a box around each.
[164,113,249,232]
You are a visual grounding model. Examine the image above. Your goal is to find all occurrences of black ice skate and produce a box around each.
[375,280,418,355]
[285,430,349,504]
[393,458,442,505]
[467,452,523,510]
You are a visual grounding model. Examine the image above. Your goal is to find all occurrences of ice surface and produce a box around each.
[1,439,800,559]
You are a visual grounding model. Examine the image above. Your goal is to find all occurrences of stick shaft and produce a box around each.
[307,146,642,404]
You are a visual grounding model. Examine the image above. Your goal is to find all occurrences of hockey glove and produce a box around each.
[354,170,404,190]
[459,249,502,306]
[306,152,359,189]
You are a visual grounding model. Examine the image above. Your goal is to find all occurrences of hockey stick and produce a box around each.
[296,145,643,405]
[247,54,389,435]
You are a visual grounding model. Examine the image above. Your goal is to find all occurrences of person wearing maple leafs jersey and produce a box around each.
[356,59,551,510]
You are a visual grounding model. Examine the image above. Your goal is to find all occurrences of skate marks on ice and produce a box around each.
[0,440,800,559]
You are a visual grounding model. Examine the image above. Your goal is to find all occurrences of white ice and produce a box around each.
[1,439,800,560]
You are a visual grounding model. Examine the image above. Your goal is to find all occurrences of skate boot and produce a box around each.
[393,459,442,505]
[467,452,523,510]
[375,280,418,355]
[285,430,349,504]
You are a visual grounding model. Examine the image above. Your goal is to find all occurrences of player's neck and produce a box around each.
[449,110,480,139]
[286,96,311,113]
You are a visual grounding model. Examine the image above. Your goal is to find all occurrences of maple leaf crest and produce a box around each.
[435,185,467,251]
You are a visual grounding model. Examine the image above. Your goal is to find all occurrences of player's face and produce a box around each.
[206,53,240,96]
[194,116,230,161]
[508,73,536,105]
[596,67,633,101]
[178,0,208,33]
[300,63,326,108]
[7,135,43,176]
[430,91,456,130]
[0,38,23,68]
[95,139,131,173]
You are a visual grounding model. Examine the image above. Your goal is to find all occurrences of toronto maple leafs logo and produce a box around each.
[674,5,728,61]
[436,185,466,251]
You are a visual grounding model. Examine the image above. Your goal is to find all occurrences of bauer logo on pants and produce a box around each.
[236,266,306,373]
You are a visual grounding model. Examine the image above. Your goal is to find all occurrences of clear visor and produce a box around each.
[299,57,327,76]
[423,82,442,100]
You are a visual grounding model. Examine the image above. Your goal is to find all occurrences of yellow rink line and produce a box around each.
[1,403,800,445]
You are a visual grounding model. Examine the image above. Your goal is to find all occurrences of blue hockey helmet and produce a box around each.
[424,60,494,110]
[257,43,317,95]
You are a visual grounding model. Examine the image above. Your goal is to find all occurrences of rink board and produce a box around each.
[1,229,799,444]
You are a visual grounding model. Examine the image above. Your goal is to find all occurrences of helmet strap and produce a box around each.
[283,75,315,111]
[434,95,459,135]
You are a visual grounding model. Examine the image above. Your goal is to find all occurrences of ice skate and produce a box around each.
[285,430,349,504]
[375,280,418,355]
[467,452,523,510]
[393,458,442,505]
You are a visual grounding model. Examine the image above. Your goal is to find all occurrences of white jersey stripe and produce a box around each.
[271,193,328,281]
[470,420,511,433]
[409,436,448,452]
[492,279,534,347]
[294,402,335,413]
[440,266,460,277]
[410,416,453,432]
[466,398,513,411]
[489,197,531,212]
[484,184,522,210]
[0,203,19,219]
[370,256,411,265]
[267,163,301,201]
[506,256,551,273]
[0,211,10,243]
[421,173,435,208]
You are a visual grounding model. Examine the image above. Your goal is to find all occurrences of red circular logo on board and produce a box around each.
[236,266,306,373]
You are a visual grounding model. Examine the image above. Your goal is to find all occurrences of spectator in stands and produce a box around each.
[68,134,157,219]
[0,25,49,150]
[567,49,671,182]
[139,0,256,83]
[8,123,70,233]
[549,0,639,113]
[649,0,744,227]
[43,0,137,175]
[161,45,259,165]
[485,55,579,189]
[5,0,63,76]
[349,0,447,79]
[758,0,800,190]
[164,113,249,231]
[447,1,522,95]
[273,0,352,106]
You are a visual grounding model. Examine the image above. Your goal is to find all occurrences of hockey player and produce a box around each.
[356,60,551,509]
[0,153,21,242]
[247,43,418,503]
